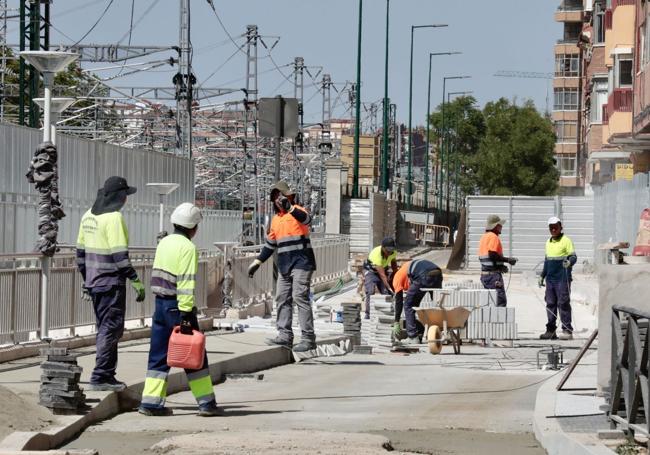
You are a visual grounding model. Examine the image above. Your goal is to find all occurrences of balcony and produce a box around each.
[612,0,635,11]
[556,1,583,22]
[603,88,633,124]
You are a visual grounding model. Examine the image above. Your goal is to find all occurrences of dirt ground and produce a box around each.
[0,385,55,441]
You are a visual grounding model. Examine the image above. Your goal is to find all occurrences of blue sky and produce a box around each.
[7,0,561,125]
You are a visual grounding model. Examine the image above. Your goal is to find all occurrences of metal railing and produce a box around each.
[608,305,650,438]
[230,235,350,304]
[407,222,450,247]
[0,249,219,346]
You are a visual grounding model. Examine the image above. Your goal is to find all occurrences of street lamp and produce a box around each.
[32,98,76,145]
[381,0,390,193]
[20,50,78,341]
[407,24,447,209]
[446,91,473,228]
[352,0,363,198]
[439,75,471,222]
[424,52,461,210]
[147,183,180,233]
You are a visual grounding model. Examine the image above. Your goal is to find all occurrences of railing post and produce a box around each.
[10,265,17,344]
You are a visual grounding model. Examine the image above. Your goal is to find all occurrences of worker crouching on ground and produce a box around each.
[538,217,577,341]
[247,181,317,352]
[478,215,517,307]
[139,203,221,417]
[392,260,443,345]
[363,237,398,319]
[76,176,145,392]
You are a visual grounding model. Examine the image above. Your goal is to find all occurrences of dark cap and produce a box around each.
[102,176,137,195]
[381,237,396,252]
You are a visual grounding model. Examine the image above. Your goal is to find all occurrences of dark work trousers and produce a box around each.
[364,270,390,317]
[90,285,126,383]
[404,282,431,338]
[480,272,507,307]
[545,280,573,333]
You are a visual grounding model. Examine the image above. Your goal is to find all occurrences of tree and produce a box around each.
[475,98,558,195]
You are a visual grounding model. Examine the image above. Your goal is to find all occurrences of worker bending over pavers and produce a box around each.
[138,203,221,417]
[538,216,577,341]
[478,215,517,307]
[392,259,443,345]
[363,237,398,319]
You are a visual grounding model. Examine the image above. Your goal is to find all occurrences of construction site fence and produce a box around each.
[230,235,351,303]
[406,222,450,247]
[0,249,221,346]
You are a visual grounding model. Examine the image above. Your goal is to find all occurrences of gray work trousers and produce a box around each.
[275,268,315,343]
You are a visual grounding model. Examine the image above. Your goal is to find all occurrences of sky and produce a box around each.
[6,0,561,126]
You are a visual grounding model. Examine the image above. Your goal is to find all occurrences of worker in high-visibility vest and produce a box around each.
[478,214,517,307]
[138,203,221,417]
[392,259,443,345]
[247,181,317,352]
[363,237,398,319]
[538,216,577,341]
[76,176,145,392]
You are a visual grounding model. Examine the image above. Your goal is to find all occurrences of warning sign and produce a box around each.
[615,163,634,181]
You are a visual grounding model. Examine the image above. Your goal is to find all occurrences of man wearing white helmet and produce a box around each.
[538,216,577,340]
[139,203,221,417]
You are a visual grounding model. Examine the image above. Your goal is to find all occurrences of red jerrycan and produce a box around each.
[167,326,206,370]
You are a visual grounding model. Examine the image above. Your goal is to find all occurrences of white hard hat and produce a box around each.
[171,202,203,229]
[548,216,562,225]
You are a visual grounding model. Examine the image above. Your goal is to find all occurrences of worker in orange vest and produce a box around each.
[478,215,517,307]
[247,181,317,352]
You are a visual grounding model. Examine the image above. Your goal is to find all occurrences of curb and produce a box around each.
[0,335,347,452]
[533,372,615,455]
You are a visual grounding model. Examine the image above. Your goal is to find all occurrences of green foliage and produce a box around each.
[427,97,558,197]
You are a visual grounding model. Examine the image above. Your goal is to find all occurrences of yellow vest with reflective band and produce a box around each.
[368,246,396,269]
[76,210,136,288]
[151,233,198,312]
[543,234,576,282]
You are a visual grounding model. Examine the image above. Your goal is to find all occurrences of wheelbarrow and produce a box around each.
[415,291,472,355]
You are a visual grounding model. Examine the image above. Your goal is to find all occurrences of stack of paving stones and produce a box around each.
[360,295,394,353]
[39,347,86,414]
[341,302,361,346]
[314,300,332,320]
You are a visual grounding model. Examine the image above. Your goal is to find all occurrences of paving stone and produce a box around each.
[39,347,68,356]
[40,361,83,373]
[47,354,80,363]
[41,370,82,380]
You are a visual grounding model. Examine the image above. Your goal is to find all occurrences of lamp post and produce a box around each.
[381,0,390,193]
[446,90,473,222]
[424,51,461,210]
[20,50,78,341]
[439,75,470,223]
[407,24,447,209]
[352,0,363,198]
[146,183,180,233]
[32,98,76,145]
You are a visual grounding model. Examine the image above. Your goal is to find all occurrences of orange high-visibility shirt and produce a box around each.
[478,231,504,271]
[392,261,411,293]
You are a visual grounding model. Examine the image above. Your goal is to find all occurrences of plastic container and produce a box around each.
[167,326,206,370]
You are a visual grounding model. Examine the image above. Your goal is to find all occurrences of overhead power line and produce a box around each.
[73,0,116,46]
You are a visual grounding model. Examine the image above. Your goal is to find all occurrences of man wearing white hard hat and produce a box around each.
[139,203,221,417]
[538,216,577,340]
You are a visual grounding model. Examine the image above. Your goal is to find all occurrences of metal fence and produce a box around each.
[0,250,220,346]
[230,235,350,304]
[465,196,594,271]
[608,304,650,438]
[593,173,650,260]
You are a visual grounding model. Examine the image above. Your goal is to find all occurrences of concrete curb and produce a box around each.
[533,372,615,455]
[0,335,347,452]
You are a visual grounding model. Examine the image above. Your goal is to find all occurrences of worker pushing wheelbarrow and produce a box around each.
[415,292,472,355]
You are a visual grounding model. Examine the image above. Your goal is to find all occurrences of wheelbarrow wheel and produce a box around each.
[427,325,443,354]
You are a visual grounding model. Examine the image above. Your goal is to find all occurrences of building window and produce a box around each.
[593,1,606,44]
[590,78,608,123]
[614,55,633,87]
[563,22,582,42]
[555,121,578,142]
[556,155,577,177]
[554,88,579,110]
[555,54,580,77]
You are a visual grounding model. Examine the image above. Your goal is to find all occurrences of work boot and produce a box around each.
[558,330,573,341]
[292,340,317,352]
[539,330,558,340]
[138,406,173,417]
[403,337,421,346]
[198,402,224,417]
[265,337,292,348]
[364,313,370,320]
[88,378,127,392]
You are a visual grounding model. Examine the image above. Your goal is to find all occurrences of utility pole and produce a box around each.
[321,73,332,137]
[352,0,363,198]
[0,0,7,122]
[19,0,49,127]
[381,0,390,193]
[175,0,193,158]
[244,25,259,243]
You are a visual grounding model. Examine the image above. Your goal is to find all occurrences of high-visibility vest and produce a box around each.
[478,231,505,272]
[76,210,137,289]
[392,261,411,293]
[543,234,576,283]
[150,233,198,312]
[262,205,316,274]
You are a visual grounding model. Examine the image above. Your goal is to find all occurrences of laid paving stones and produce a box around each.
[39,347,86,414]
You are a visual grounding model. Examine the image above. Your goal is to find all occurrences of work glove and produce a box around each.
[278,195,292,212]
[391,322,402,338]
[507,257,518,266]
[247,259,262,278]
[81,286,92,303]
[562,259,571,269]
[180,311,194,335]
[538,276,545,288]
[131,278,146,302]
